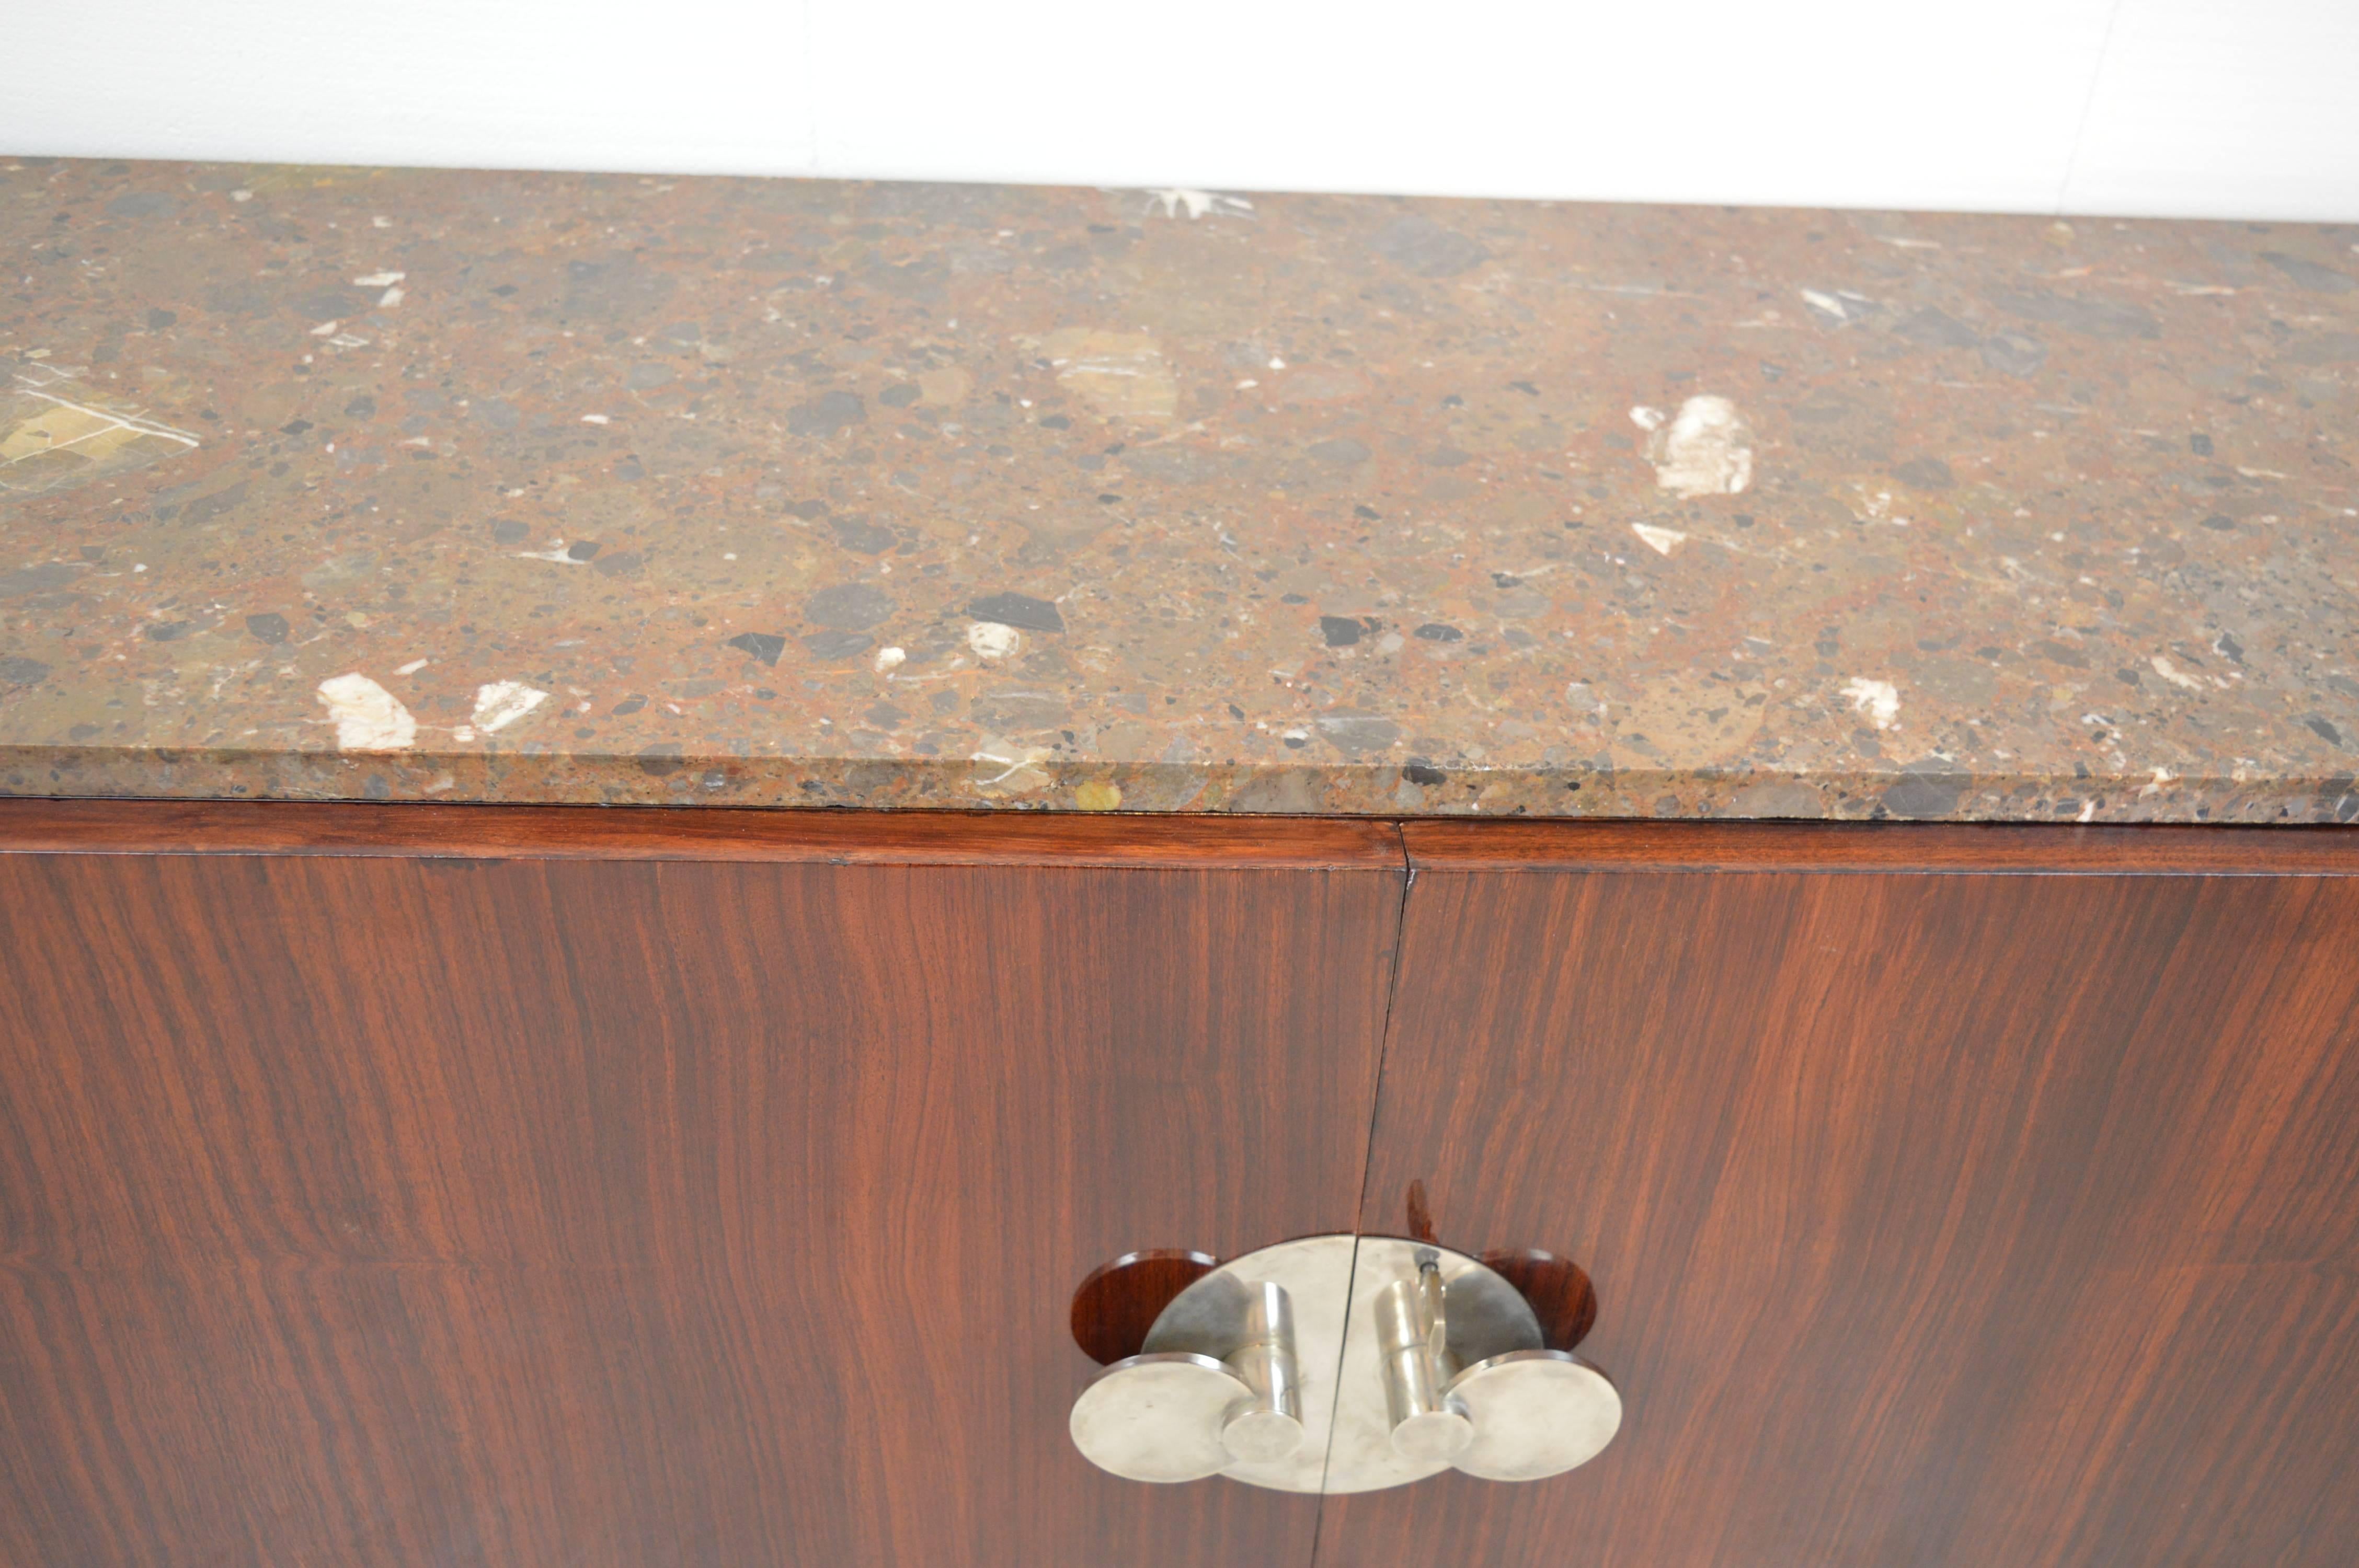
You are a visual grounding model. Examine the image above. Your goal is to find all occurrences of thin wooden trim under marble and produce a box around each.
[1404,818,2359,875]
[5,798,2352,876]
[0,798,1404,871]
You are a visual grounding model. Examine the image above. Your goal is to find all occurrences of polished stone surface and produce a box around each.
[3,158,2355,821]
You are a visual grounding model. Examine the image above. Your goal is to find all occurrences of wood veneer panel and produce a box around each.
[0,809,1402,1566]
[1328,822,2359,1568]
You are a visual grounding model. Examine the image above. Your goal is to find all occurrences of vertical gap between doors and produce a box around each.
[1310,821,1417,1563]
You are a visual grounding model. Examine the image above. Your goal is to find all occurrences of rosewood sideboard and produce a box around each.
[3,158,2355,1567]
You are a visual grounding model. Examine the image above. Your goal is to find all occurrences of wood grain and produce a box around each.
[1405,817,2359,875]
[0,803,1403,1566]
[1323,823,2359,1567]
[0,797,1404,870]
[1069,1251,1222,1365]
[1478,1250,1597,1353]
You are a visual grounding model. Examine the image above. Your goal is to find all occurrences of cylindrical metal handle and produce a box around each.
[1069,1277,1306,1481]
[1069,1233,1622,1493]
[1218,1280,1304,1462]
[1374,1259,1473,1462]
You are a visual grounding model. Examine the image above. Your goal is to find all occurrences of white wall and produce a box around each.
[4,0,2355,222]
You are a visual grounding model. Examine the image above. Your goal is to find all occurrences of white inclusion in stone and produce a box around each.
[1631,523,1687,556]
[471,681,548,733]
[1144,188,1253,220]
[1651,395,1754,498]
[1842,677,1900,730]
[317,673,417,751]
[967,621,1021,659]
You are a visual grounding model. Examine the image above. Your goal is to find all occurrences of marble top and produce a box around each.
[3,158,2355,823]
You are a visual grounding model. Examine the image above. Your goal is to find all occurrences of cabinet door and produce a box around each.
[0,803,1402,1568]
[1325,822,2359,1568]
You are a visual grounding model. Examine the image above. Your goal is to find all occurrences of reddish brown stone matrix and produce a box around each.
[2,159,2354,821]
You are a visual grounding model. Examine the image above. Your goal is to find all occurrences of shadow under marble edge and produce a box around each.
[1,157,2356,824]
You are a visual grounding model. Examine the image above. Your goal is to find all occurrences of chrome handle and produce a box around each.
[1374,1257,1474,1461]
[1219,1280,1306,1461]
[1068,1277,1306,1482]
[1069,1233,1620,1493]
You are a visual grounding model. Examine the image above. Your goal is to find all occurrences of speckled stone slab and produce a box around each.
[3,158,2356,821]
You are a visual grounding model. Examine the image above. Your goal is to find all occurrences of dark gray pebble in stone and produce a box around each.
[1895,307,1982,349]
[787,389,868,436]
[1883,768,1965,819]
[805,582,896,628]
[1316,710,1401,754]
[832,517,896,553]
[1319,615,1363,647]
[966,591,1063,632]
[726,631,787,665]
[1979,331,2047,376]
[801,630,874,660]
[245,613,289,644]
[1987,288,2159,340]
[294,287,370,321]
[2260,252,2355,293]
[105,191,177,218]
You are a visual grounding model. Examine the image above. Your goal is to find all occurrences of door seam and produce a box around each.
[1310,822,1415,1561]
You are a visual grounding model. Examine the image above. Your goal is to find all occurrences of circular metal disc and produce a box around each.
[1070,1353,1250,1483]
[1445,1351,1622,1482]
[1389,1405,1475,1463]
[1221,1404,1304,1462]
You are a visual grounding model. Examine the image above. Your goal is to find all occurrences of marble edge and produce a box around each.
[3,745,2353,825]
